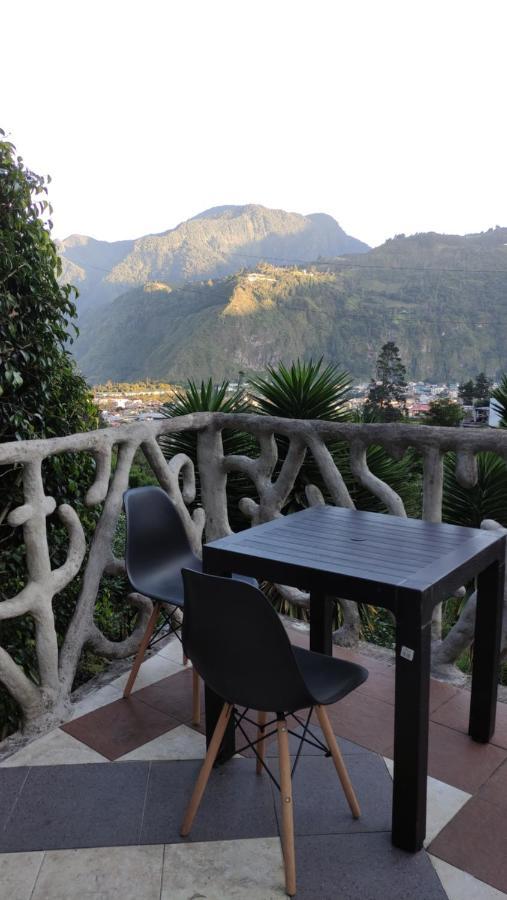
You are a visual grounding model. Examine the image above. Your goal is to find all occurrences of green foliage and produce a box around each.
[442,450,507,685]
[443,452,507,528]
[365,342,407,422]
[491,374,507,427]
[458,373,492,407]
[423,398,464,427]
[61,204,367,314]
[249,358,351,421]
[73,225,507,385]
[250,358,420,517]
[0,133,109,736]
[474,372,492,406]
[458,379,475,405]
[159,379,254,529]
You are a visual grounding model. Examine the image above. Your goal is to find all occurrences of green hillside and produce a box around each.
[58,205,368,313]
[74,227,507,384]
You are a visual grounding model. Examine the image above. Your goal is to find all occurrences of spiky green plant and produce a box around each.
[443,451,507,528]
[159,378,254,529]
[250,358,352,421]
[491,375,507,428]
[250,358,419,516]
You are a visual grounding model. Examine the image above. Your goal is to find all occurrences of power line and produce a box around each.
[61,252,507,278]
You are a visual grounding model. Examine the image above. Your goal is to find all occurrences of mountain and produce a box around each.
[58,205,368,312]
[73,226,507,384]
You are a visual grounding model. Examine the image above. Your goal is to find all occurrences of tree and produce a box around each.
[365,342,407,422]
[474,372,492,406]
[423,398,464,427]
[458,379,475,405]
[458,374,492,407]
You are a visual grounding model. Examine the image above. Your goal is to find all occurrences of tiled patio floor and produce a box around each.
[1,624,506,898]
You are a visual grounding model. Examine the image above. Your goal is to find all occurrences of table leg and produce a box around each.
[469,560,505,743]
[309,590,334,655]
[392,600,431,852]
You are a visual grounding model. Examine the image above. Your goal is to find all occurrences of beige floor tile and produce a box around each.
[31,845,164,900]
[116,723,206,761]
[70,684,123,719]
[429,855,507,899]
[0,851,44,900]
[161,837,286,899]
[156,638,188,666]
[0,729,107,767]
[109,654,181,694]
[383,757,471,846]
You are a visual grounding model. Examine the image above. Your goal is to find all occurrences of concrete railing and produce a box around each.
[1,413,507,735]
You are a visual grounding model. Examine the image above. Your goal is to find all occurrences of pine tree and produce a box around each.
[365,342,407,422]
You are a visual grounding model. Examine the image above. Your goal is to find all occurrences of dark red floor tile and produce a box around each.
[428,679,461,714]
[477,757,507,809]
[325,692,395,755]
[429,795,507,894]
[357,670,395,705]
[431,690,507,749]
[427,721,507,793]
[133,667,201,724]
[61,695,179,760]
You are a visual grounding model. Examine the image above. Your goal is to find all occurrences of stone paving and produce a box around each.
[0,626,506,899]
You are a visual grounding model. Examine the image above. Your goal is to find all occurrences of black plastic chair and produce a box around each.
[180,569,369,897]
[122,486,255,723]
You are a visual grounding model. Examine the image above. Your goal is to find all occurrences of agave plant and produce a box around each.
[159,378,255,529]
[249,359,353,511]
[443,451,507,528]
[250,358,419,516]
[491,375,507,428]
[250,358,352,421]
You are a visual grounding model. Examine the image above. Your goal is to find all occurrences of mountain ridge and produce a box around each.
[58,204,369,312]
[73,226,507,385]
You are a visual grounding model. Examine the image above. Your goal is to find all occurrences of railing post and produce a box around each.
[422,447,444,641]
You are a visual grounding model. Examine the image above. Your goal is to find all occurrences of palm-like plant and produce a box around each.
[250,358,419,516]
[159,378,254,529]
[443,451,507,528]
[249,359,352,512]
[491,375,507,428]
[250,358,352,421]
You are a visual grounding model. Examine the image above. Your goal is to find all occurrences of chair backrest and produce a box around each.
[182,568,314,712]
[123,486,193,592]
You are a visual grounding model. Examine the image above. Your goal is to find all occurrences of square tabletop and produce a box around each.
[204,505,504,598]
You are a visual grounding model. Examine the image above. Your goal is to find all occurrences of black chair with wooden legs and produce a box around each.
[180,569,369,898]
[123,487,255,725]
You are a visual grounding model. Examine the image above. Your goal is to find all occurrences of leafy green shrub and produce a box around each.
[0,132,123,736]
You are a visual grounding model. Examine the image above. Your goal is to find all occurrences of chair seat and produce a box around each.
[292,646,368,706]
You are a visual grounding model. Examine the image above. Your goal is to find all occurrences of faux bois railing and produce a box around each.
[1,413,507,737]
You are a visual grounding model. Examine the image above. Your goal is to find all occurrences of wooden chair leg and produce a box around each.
[277,716,297,897]
[256,710,267,774]
[123,602,161,698]
[192,667,201,725]
[180,703,233,836]
[316,705,361,819]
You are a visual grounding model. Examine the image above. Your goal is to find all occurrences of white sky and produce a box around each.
[2,0,506,248]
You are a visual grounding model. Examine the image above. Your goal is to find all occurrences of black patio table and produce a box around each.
[202,505,506,853]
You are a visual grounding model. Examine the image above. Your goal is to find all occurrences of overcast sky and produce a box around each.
[3,0,506,248]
